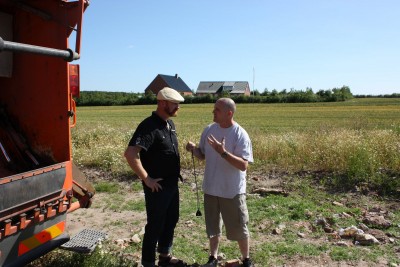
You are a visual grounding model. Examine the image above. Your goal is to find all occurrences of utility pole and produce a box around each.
[253,67,255,97]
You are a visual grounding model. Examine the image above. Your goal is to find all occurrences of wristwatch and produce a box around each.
[221,151,228,158]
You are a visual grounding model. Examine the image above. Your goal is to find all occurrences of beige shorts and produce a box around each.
[204,194,249,241]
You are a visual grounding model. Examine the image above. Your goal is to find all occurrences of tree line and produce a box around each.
[75,86,357,106]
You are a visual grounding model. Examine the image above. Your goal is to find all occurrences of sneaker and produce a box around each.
[201,255,218,267]
[242,258,254,267]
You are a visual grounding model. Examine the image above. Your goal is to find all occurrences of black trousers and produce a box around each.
[141,183,179,267]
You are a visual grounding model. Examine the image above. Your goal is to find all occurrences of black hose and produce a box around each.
[191,152,202,216]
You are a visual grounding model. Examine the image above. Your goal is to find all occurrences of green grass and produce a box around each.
[27,248,138,267]
[74,98,400,133]
[94,181,120,193]
[91,181,146,212]
[176,177,399,265]
[32,176,400,266]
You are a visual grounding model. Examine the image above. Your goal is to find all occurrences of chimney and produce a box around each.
[175,74,179,79]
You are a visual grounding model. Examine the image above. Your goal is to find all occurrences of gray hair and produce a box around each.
[217,98,236,113]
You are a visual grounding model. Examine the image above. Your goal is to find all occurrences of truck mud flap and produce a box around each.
[60,229,107,253]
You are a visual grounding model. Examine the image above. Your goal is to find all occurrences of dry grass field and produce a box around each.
[73,98,400,192]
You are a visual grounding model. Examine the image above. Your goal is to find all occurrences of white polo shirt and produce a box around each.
[199,122,253,199]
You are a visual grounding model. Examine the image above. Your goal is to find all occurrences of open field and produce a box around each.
[31,98,400,266]
[74,98,400,133]
[73,98,400,193]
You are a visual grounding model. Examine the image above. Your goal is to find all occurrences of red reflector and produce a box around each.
[69,64,80,98]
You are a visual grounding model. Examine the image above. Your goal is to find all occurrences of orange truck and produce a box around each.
[0,0,96,266]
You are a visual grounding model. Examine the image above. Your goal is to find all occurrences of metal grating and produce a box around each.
[61,229,107,253]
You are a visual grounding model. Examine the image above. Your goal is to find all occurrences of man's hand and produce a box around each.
[125,146,163,192]
[143,176,163,192]
[186,141,196,152]
[207,134,226,155]
[207,134,249,171]
[186,141,205,160]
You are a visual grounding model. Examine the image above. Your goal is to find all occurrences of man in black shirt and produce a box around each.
[124,87,187,267]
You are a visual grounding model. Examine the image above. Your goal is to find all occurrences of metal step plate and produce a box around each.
[61,229,107,253]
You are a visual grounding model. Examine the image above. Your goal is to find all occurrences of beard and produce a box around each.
[165,106,179,117]
[213,114,219,123]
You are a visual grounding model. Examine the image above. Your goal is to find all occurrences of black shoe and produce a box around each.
[158,255,188,267]
[201,255,218,267]
[242,258,254,267]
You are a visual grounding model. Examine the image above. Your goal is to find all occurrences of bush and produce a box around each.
[76,86,354,106]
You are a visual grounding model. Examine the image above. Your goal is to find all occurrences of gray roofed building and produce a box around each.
[196,81,251,96]
[145,74,193,96]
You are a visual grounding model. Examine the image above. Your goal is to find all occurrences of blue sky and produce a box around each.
[78,1,400,95]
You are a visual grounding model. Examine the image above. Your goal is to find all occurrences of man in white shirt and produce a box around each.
[186,98,254,267]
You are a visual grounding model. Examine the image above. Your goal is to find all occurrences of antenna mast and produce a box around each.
[253,67,255,96]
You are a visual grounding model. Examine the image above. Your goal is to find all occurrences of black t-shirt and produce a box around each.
[128,112,180,186]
